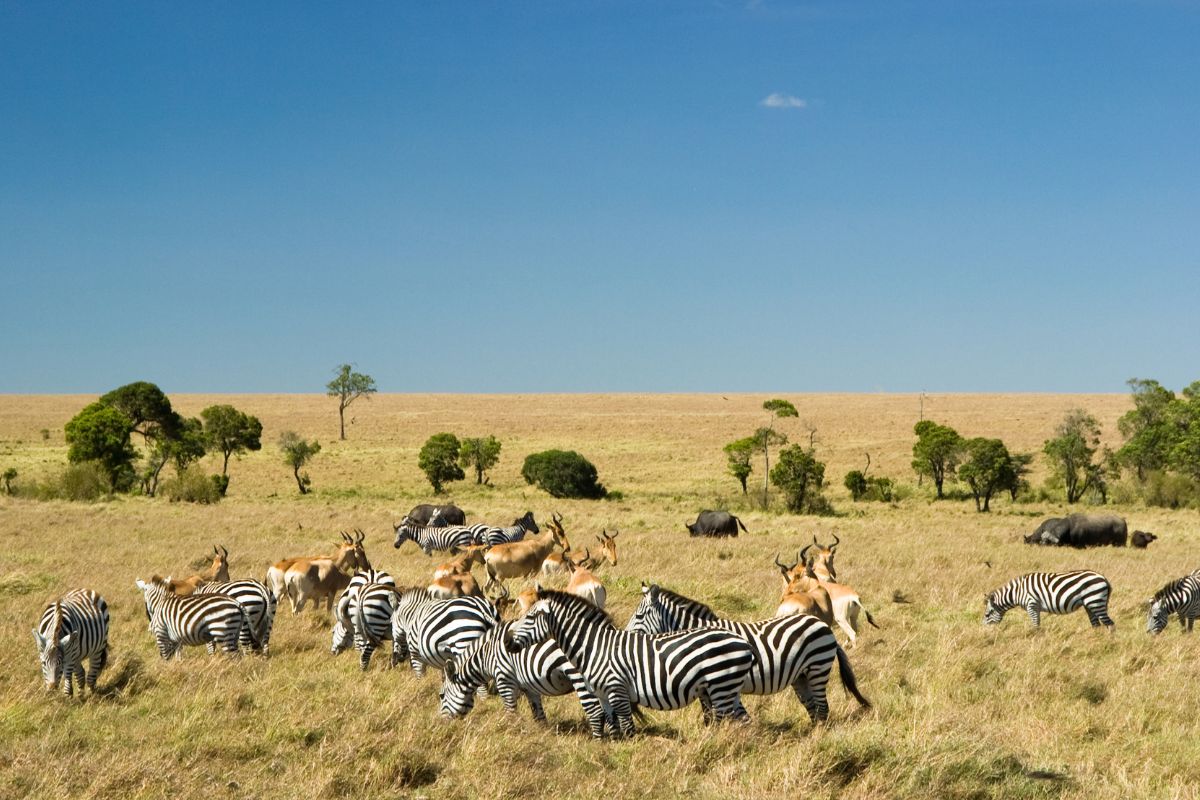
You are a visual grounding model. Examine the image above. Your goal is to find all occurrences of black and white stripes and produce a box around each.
[984,571,1114,628]
[137,576,258,658]
[392,523,476,555]
[1147,572,1200,634]
[32,589,110,696]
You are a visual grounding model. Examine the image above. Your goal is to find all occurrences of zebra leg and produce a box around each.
[706,683,751,724]
[1088,603,1115,630]
[607,683,636,738]
[156,634,176,660]
[359,642,375,671]
[87,647,107,692]
[526,690,548,724]
[792,676,820,722]
[207,641,217,655]
[496,676,518,712]
[72,665,86,697]
[1024,598,1040,627]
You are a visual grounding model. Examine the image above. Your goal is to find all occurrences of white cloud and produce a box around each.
[760,92,807,109]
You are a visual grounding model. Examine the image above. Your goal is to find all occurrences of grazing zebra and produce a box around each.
[349,582,403,670]
[389,587,500,676]
[136,576,258,658]
[331,569,395,655]
[506,589,757,737]
[439,621,607,737]
[471,511,540,547]
[1147,573,1200,634]
[984,570,1114,629]
[626,584,869,723]
[392,522,475,556]
[197,580,276,654]
[32,589,109,697]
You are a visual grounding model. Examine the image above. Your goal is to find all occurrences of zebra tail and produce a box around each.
[834,644,871,709]
[355,591,381,647]
[237,601,261,651]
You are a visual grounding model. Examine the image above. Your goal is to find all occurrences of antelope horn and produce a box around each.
[220,545,228,558]
[799,544,813,564]
[830,533,840,551]
[340,531,351,543]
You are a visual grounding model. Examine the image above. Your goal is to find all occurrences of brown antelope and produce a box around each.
[563,548,607,609]
[800,537,879,648]
[281,531,370,613]
[489,585,518,619]
[593,529,619,567]
[516,585,541,615]
[773,554,834,626]
[484,513,566,592]
[539,523,574,577]
[433,545,488,580]
[266,532,358,602]
[162,546,230,596]
[428,570,484,600]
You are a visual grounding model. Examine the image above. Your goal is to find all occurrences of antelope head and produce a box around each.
[595,529,618,567]
[210,545,230,582]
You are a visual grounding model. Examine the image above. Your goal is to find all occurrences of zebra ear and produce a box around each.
[32,629,46,650]
[640,581,649,593]
[135,579,147,591]
[58,633,71,649]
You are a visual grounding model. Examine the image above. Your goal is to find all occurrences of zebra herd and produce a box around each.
[29,517,1200,740]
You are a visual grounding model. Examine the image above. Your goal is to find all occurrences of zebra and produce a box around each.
[136,576,258,658]
[389,587,500,676]
[32,589,109,697]
[392,522,475,556]
[984,570,1114,629]
[626,584,869,723]
[350,582,403,670]
[439,621,607,737]
[197,580,276,654]
[331,569,394,655]
[471,511,539,547]
[1147,573,1200,634]
[505,589,757,737]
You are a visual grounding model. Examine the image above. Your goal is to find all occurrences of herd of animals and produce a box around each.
[29,504,1200,739]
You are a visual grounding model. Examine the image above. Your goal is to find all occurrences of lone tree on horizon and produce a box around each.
[756,398,798,507]
[326,364,377,440]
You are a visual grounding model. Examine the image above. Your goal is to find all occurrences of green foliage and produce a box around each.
[159,465,222,504]
[64,402,137,491]
[1141,470,1200,509]
[326,364,377,440]
[38,462,111,502]
[957,437,1014,512]
[723,437,755,494]
[39,429,49,442]
[99,381,180,441]
[2,467,16,495]
[201,404,263,481]
[844,470,868,500]
[1043,409,1103,503]
[418,433,464,493]
[459,435,502,484]
[769,445,828,514]
[521,449,607,499]
[762,398,799,418]
[1115,379,1178,480]
[911,420,963,499]
[1169,382,1200,481]
[279,431,321,494]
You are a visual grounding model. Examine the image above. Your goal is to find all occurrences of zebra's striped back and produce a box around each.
[331,569,395,654]
[198,580,276,653]
[472,512,538,546]
[137,578,254,658]
[507,590,755,736]
[393,524,476,555]
[33,589,109,696]
[985,570,1114,628]
[439,621,605,735]
[391,590,499,676]
[352,583,400,670]
[1148,573,1200,634]
[626,584,866,722]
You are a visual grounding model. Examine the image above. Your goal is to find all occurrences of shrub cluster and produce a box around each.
[521,450,607,499]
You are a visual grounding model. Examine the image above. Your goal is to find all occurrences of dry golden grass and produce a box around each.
[1,393,1198,800]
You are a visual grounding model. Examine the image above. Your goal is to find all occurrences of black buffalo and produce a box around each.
[1132,530,1158,549]
[404,503,466,527]
[685,510,748,538]
[1024,514,1127,547]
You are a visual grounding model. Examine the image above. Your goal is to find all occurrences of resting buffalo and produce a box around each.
[685,510,748,538]
[404,503,466,527]
[1024,514,1127,548]
[1132,530,1158,549]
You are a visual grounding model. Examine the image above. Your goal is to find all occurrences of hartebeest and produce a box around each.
[433,545,488,580]
[773,554,834,626]
[563,548,607,609]
[484,513,566,593]
[266,532,358,602]
[281,531,370,613]
[428,571,484,600]
[800,537,879,647]
[162,546,230,596]
[540,526,574,577]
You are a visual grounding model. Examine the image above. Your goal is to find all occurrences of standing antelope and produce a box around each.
[163,546,230,595]
[800,537,879,647]
[267,532,360,602]
[564,548,607,609]
[773,554,834,626]
[483,513,567,593]
[282,530,370,613]
[32,589,109,697]
[433,545,488,580]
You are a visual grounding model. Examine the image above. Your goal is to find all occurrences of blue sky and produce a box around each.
[2,1,1197,393]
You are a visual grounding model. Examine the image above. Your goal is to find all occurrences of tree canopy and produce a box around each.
[1043,409,1103,503]
[912,420,963,499]
[279,431,321,494]
[201,405,263,485]
[326,364,377,440]
[419,433,464,493]
[64,402,138,491]
[459,435,502,485]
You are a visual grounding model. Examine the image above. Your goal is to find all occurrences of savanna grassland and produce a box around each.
[2,393,1199,800]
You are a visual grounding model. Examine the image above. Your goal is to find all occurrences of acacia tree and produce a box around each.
[419,433,464,493]
[723,437,755,494]
[99,381,180,444]
[201,405,263,494]
[957,437,1014,512]
[326,364,377,441]
[64,402,138,491]
[757,398,798,506]
[1043,409,1103,503]
[459,435,502,484]
[912,420,963,499]
[279,431,321,494]
[142,418,207,497]
[769,445,827,514]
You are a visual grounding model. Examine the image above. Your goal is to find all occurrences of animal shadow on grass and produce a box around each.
[95,655,155,701]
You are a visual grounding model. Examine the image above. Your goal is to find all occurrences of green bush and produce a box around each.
[521,450,607,499]
[418,433,464,493]
[160,466,222,504]
[29,462,111,502]
[1142,470,1199,509]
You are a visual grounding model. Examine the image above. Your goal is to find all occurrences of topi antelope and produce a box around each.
[280,531,370,613]
[162,546,230,596]
[484,513,567,593]
[799,537,879,648]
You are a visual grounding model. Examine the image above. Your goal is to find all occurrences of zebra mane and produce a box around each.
[1153,575,1192,603]
[537,589,616,628]
[49,601,65,638]
[648,585,720,621]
